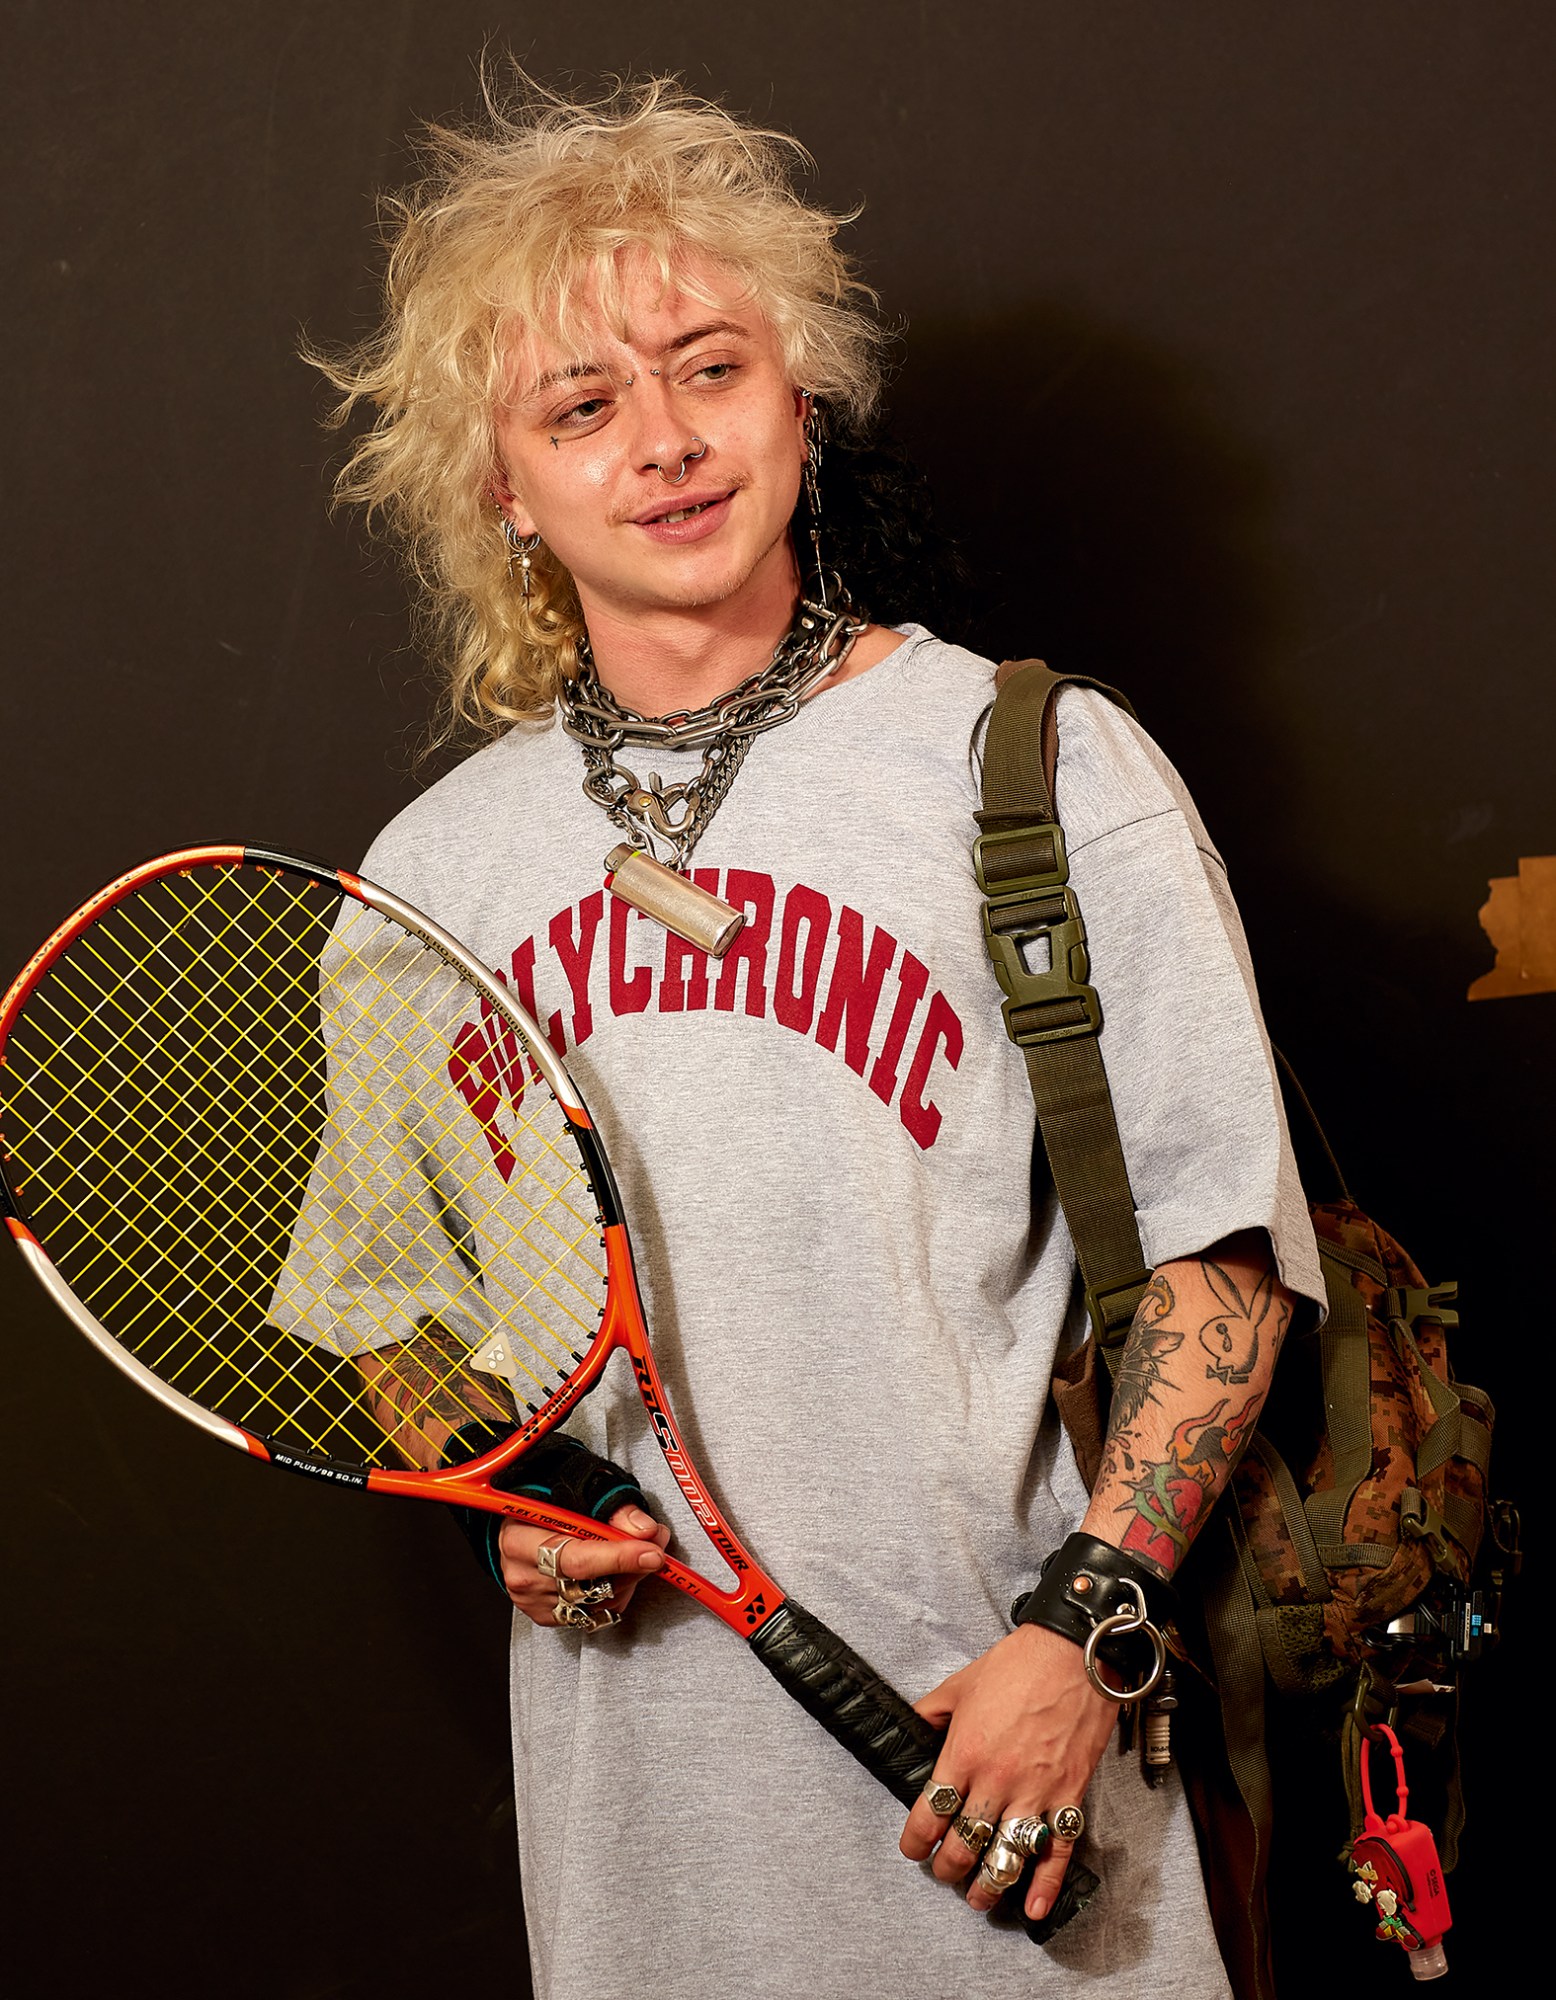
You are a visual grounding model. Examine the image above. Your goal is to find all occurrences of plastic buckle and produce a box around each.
[1084,1269,1155,1349]
[974,825,1102,1047]
[1385,1281,1459,1332]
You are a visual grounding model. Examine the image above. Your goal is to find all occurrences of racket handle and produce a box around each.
[748,1596,941,1808]
[751,1597,1102,1947]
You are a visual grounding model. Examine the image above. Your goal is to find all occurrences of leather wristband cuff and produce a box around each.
[1010,1532,1176,1666]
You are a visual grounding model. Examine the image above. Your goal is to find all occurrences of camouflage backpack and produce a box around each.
[975,660,1510,1998]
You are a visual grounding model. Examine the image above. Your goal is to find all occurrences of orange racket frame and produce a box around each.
[0,844,949,1821]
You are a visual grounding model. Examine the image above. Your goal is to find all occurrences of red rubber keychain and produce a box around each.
[1347,1724,1453,1980]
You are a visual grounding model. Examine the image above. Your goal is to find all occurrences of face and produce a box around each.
[492,253,809,626]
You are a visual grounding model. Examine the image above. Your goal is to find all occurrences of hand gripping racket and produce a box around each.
[0,845,943,1810]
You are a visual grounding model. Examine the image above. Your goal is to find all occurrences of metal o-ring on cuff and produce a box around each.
[1082,1604,1167,1704]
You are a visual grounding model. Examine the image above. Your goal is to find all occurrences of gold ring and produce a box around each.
[922,1779,965,1818]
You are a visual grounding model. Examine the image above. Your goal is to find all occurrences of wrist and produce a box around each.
[1010,1531,1176,1671]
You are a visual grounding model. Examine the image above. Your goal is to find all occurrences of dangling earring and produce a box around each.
[502,519,542,600]
[800,393,828,610]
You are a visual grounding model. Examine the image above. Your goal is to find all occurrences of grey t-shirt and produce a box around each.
[357,628,1322,2000]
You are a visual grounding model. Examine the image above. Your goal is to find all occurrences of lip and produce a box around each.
[631,489,736,543]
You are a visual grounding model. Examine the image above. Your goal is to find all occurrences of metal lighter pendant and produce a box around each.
[604,844,747,958]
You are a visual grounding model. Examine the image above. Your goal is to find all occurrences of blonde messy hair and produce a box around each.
[307,73,884,744]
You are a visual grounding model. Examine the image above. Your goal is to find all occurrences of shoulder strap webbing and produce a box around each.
[982,661,1278,1992]
[977,661,1151,1358]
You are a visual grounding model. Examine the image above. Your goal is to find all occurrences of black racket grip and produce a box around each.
[749,1596,941,1808]
[749,1596,1100,1947]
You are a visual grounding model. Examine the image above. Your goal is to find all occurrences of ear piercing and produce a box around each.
[502,519,542,597]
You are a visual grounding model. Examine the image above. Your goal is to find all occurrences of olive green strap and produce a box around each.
[978,662,1152,1358]
[1303,1253,1375,1553]
[1198,1511,1276,1997]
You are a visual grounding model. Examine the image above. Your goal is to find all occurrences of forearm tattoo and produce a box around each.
[1094,1244,1292,1581]
[357,1319,513,1469]
[1109,1274,1184,1430]
[1116,1389,1262,1573]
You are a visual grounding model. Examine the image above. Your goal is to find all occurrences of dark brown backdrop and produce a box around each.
[4,6,1546,1995]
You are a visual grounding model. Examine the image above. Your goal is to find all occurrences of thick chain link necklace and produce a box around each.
[558,588,864,955]
[561,588,862,870]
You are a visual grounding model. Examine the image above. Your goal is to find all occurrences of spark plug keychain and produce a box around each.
[1348,1724,1453,1980]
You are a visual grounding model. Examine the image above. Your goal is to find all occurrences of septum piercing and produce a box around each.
[653,438,707,485]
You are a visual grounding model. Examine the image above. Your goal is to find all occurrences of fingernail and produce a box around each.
[639,1548,664,1570]
[626,1508,655,1534]
[1028,1897,1050,1922]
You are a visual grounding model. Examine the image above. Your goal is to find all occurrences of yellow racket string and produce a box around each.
[8,902,483,1458]
[0,865,610,1468]
[12,871,596,1457]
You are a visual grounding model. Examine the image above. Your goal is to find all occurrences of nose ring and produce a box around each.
[654,438,707,486]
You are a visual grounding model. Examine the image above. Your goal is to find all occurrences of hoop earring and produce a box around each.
[503,519,542,600]
[801,397,829,609]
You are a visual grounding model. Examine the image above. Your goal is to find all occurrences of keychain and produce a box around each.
[1347,1724,1453,1981]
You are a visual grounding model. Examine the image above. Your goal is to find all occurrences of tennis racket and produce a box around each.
[0,843,941,1809]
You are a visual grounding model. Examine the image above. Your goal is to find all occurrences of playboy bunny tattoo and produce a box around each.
[1196,1259,1290,1384]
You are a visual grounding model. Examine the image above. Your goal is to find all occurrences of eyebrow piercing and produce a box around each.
[650,367,661,377]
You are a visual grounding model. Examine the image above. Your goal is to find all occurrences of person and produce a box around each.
[310,74,1324,1999]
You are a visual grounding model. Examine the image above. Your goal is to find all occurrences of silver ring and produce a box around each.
[1049,1804,1086,1843]
[535,1536,572,1581]
[922,1779,965,1818]
[554,1600,620,1634]
[557,1575,615,1608]
[951,1814,995,1858]
[976,1836,1026,1894]
[1001,1815,1051,1859]
[655,438,707,485]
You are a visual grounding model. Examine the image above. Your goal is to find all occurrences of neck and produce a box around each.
[576,547,803,716]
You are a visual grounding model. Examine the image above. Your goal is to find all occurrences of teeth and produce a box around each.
[660,502,711,525]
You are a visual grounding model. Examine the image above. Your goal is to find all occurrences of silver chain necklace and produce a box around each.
[559,588,864,872]
[557,589,864,958]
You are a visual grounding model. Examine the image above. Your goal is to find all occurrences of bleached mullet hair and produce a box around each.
[308,74,884,743]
